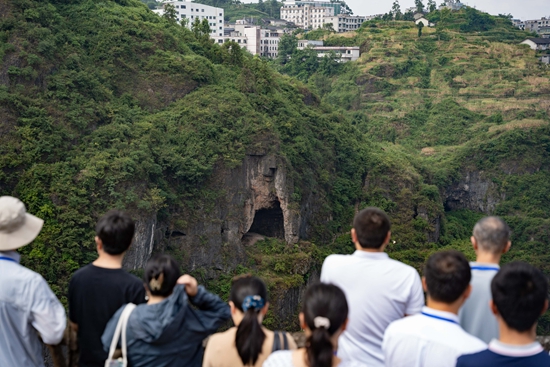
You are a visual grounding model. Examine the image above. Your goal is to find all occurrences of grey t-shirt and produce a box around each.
[459,262,500,343]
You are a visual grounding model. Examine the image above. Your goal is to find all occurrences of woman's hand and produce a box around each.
[177,275,199,297]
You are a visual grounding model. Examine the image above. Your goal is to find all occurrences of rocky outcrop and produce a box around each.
[443,171,503,214]
[126,153,322,278]
[123,214,159,271]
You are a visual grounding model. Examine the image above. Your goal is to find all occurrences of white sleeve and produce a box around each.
[405,269,425,315]
[31,276,67,345]
[262,351,291,367]
[320,256,333,283]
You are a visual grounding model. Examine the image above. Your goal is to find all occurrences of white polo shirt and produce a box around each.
[382,306,487,367]
[320,251,425,367]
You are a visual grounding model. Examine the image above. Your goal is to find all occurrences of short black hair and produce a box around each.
[492,261,548,332]
[425,250,471,303]
[473,216,511,254]
[144,254,181,297]
[95,210,135,255]
[353,207,391,249]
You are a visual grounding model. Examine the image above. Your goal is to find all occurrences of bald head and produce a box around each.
[472,217,510,255]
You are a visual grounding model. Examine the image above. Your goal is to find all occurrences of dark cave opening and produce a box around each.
[248,201,285,239]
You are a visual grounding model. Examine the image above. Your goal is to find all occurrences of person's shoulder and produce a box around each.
[385,314,419,335]
[386,256,419,273]
[458,329,487,350]
[207,327,236,344]
[69,263,95,281]
[456,349,492,367]
[263,350,293,366]
[323,254,352,267]
[342,360,370,367]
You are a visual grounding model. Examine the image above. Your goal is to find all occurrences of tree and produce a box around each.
[415,0,424,13]
[417,21,424,37]
[428,0,437,12]
[192,18,212,40]
[403,11,414,21]
[162,3,177,23]
[322,22,336,32]
[392,0,402,20]
[277,33,297,64]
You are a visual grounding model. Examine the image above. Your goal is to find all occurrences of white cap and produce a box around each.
[0,196,44,251]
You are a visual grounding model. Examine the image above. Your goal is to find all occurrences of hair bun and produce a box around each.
[313,316,331,329]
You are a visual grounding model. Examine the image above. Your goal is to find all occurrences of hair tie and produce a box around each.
[149,273,164,291]
[314,316,331,329]
[242,295,265,312]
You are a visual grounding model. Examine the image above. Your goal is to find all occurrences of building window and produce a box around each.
[202,9,205,12]
[219,13,222,16]
[218,39,223,43]
[182,5,186,9]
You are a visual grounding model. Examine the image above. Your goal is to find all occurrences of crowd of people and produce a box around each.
[1,195,549,367]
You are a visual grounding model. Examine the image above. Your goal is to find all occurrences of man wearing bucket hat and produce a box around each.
[0,196,66,367]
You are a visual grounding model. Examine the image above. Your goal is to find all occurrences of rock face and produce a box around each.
[125,153,320,278]
[123,214,159,271]
[443,171,502,214]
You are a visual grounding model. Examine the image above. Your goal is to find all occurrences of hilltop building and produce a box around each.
[520,38,550,51]
[323,14,368,33]
[514,17,550,37]
[213,20,287,59]
[297,40,360,62]
[280,1,335,29]
[152,0,224,37]
[439,0,465,11]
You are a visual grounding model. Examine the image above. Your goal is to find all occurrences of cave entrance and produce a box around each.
[248,201,285,239]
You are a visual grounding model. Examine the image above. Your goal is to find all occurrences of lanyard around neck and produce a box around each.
[0,256,17,263]
[471,266,499,271]
[421,312,458,324]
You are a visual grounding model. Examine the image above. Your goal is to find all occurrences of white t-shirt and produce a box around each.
[320,251,425,367]
[262,350,368,367]
[382,306,487,367]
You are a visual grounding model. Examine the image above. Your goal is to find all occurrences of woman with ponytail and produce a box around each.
[263,283,367,367]
[101,254,230,367]
[203,275,296,367]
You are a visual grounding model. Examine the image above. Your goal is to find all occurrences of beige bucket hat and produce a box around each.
[0,196,44,251]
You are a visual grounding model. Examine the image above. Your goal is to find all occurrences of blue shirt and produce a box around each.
[457,340,550,367]
[102,284,231,367]
[0,251,66,367]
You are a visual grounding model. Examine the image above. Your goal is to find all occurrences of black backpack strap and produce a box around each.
[282,332,289,350]
[272,331,281,352]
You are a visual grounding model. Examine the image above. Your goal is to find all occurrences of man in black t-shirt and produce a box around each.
[69,210,146,367]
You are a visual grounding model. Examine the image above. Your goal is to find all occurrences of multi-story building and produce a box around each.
[513,17,550,36]
[152,1,224,37]
[260,28,284,58]
[280,0,335,29]
[297,40,361,62]
[323,14,367,33]
[214,20,286,59]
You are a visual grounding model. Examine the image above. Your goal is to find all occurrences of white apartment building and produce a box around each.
[280,1,335,29]
[152,1,224,37]
[297,41,360,62]
[261,29,284,58]
[213,20,285,59]
[323,14,367,33]
[516,17,550,34]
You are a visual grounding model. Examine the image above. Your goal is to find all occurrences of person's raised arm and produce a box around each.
[31,276,66,345]
[178,275,231,334]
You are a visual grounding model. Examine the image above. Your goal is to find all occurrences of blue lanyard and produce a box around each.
[0,256,17,263]
[421,312,459,324]
[471,266,499,271]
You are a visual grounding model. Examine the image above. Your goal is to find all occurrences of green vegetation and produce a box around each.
[2,0,550,333]
[0,0,367,309]
[271,8,550,331]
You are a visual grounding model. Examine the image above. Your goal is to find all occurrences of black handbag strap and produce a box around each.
[272,331,289,352]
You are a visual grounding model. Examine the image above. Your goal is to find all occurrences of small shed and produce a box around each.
[415,17,435,27]
[520,38,550,51]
